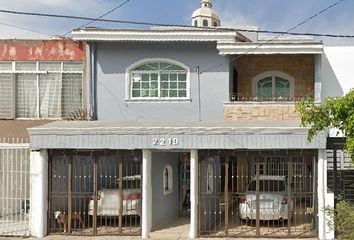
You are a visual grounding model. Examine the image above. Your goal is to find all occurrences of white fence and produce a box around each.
[0,139,30,236]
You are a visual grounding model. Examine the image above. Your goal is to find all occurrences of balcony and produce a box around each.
[224,93,313,121]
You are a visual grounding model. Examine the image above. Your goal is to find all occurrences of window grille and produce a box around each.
[63,62,83,72]
[0,74,14,118]
[39,73,61,118]
[39,62,61,72]
[62,73,82,117]
[0,62,12,71]
[15,62,36,71]
[16,74,37,118]
[0,61,83,119]
[130,60,189,100]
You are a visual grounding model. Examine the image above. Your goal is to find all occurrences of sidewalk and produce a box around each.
[0,237,318,240]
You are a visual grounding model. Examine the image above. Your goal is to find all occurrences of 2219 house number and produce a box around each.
[153,138,179,146]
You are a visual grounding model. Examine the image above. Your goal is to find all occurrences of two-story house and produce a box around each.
[28,1,334,239]
[0,39,85,236]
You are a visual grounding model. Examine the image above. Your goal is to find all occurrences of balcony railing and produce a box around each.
[230,93,314,102]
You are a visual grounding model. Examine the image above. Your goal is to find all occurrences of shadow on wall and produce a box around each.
[321,53,344,101]
[97,42,228,75]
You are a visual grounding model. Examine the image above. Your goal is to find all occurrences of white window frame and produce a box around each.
[125,58,191,101]
[0,61,83,119]
[252,71,294,101]
[163,164,173,195]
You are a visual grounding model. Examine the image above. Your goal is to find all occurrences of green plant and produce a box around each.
[324,200,354,239]
[296,89,354,161]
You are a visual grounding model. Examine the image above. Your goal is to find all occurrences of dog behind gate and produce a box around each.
[54,211,85,233]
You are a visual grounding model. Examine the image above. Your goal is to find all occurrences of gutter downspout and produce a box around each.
[89,42,97,120]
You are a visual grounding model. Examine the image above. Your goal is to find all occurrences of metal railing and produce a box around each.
[230,93,314,102]
[0,138,30,236]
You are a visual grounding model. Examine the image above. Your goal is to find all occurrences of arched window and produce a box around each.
[203,19,208,27]
[213,21,218,27]
[253,71,294,101]
[194,20,198,27]
[163,164,173,195]
[128,59,189,100]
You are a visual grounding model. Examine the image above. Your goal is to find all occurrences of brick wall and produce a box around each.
[224,104,300,121]
[235,55,314,97]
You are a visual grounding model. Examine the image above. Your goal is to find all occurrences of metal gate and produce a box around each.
[199,151,318,238]
[48,150,141,236]
[0,140,30,236]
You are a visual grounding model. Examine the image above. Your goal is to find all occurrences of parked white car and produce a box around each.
[88,175,141,216]
[239,175,291,221]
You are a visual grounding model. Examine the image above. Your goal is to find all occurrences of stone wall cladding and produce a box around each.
[224,104,300,121]
[236,55,314,97]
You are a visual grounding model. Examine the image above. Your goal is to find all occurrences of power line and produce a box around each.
[62,0,133,36]
[1,8,354,39]
[57,0,112,34]
[0,21,53,37]
[200,0,347,74]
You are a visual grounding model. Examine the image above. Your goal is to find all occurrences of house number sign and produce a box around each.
[152,138,179,146]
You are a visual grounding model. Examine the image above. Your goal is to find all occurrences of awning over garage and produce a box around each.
[28,120,326,150]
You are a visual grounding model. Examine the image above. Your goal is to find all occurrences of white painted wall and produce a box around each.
[318,149,335,240]
[322,46,354,100]
[30,150,48,238]
[321,46,354,137]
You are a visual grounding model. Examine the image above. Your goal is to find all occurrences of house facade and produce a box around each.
[0,39,85,236]
[27,1,341,239]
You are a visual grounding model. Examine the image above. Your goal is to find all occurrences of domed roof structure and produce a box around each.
[192,0,221,27]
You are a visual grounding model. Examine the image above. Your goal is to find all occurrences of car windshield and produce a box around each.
[248,179,286,192]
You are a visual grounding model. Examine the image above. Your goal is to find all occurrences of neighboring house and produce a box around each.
[321,46,354,204]
[25,1,350,239]
[0,39,85,236]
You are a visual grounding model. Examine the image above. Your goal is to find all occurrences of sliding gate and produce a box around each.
[48,150,141,236]
[199,152,318,238]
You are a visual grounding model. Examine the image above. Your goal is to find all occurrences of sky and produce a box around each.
[0,0,353,45]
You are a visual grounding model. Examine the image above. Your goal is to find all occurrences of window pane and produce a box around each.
[178,74,186,82]
[169,90,177,97]
[39,62,61,71]
[141,89,150,97]
[132,82,140,89]
[16,74,37,118]
[257,77,272,100]
[132,90,140,97]
[62,73,82,117]
[0,62,12,71]
[134,64,157,70]
[161,82,169,89]
[0,74,14,118]
[16,62,36,71]
[39,73,61,118]
[142,82,149,89]
[161,74,168,82]
[151,89,158,97]
[142,74,149,82]
[275,77,290,99]
[151,73,158,81]
[63,62,82,72]
[170,82,177,89]
[161,90,168,97]
[163,64,185,71]
[170,74,177,81]
[178,82,186,89]
[151,81,158,88]
[178,90,187,97]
